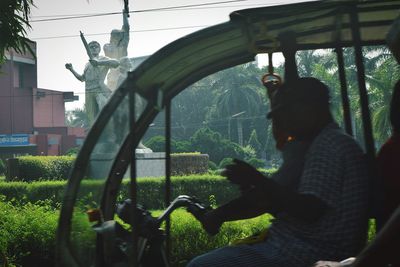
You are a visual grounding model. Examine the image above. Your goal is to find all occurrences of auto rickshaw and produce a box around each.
[56,0,400,266]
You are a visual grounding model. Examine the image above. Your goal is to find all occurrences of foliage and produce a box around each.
[0,0,34,65]
[247,158,266,169]
[218,158,233,169]
[9,156,75,181]
[0,196,58,266]
[0,159,5,176]
[144,135,166,152]
[169,210,272,266]
[247,129,262,157]
[0,195,377,266]
[190,128,246,163]
[0,175,242,210]
[208,161,217,171]
[64,146,80,156]
[171,154,209,176]
[65,106,90,129]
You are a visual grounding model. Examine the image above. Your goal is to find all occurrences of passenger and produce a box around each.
[314,204,400,267]
[314,80,400,267]
[187,77,370,267]
[378,80,400,226]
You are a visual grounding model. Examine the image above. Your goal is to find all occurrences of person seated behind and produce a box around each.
[314,204,400,267]
[314,79,400,267]
[187,77,370,267]
[379,80,400,226]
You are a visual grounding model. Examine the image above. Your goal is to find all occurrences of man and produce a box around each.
[314,79,400,267]
[65,41,119,124]
[187,78,370,267]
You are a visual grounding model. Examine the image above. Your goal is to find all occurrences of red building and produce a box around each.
[0,41,84,156]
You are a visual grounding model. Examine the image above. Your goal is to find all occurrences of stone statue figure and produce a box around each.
[65,40,119,124]
[104,9,130,91]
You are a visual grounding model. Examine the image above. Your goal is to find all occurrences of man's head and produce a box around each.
[267,77,332,140]
[88,41,101,57]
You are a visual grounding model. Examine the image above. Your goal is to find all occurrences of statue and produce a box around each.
[104,9,130,91]
[65,38,119,124]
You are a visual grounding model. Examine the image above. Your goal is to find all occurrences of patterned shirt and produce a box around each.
[268,123,370,264]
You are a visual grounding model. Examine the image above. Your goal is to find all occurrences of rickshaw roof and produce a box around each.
[132,0,400,100]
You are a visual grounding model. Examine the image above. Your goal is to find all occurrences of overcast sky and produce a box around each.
[27,0,314,110]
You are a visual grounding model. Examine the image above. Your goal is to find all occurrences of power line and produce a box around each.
[30,25,210,40]
[30,0,248,23]
[31,2,284,20]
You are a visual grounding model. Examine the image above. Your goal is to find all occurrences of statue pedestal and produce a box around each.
[88,151,166,179]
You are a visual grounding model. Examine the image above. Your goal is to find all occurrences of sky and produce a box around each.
[27,0,314,110]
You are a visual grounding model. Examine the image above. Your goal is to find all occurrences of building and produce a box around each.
[0,41,83,157]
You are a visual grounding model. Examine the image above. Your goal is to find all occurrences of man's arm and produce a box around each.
[201,187,274,235]
[201,160,327,235]
[65,63,84,82]
[225,159,327,222]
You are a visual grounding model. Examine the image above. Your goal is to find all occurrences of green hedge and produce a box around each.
[171,153,209,176]
[7,156,75,182]
[0,195,273,266]
[0,197,377,267]
[0,175,240,210]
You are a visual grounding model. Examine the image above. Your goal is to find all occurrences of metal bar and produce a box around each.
[335,47,353,136]
[165,100,172,263]
[349,7,376,157]
[129,90,138,267]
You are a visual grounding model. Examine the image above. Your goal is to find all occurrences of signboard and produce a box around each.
[0,134,30,146]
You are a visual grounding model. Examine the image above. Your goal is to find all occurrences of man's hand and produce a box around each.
[313,258,355,267]
[199,210,222,236]
[65,63,73,70]
[221,159,265,188]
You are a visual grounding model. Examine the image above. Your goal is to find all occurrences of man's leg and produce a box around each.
[187,241,284,267]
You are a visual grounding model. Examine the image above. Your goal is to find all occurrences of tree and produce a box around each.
[0,0,35,64]
[209,63,265,144]
[65,107,90,129]
[368,58,400,146]
[190,127,246,163]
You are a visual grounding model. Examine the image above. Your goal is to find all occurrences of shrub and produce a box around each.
[0,197,59,266]
[64,147,80,156]
[218,157,233,169]
[174,140,192,153]
[0,175,241,210]
[190,128,247,163]
[7,156,75,181]
[171,153,209,176]
[144,135,166,152]
[247,158,266,169]
[0,159,5,176]
[208,161,217,171]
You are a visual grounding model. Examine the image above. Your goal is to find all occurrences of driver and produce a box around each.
[187,77,370,267]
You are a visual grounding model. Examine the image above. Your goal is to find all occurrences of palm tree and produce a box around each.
[368,58,400,146]
[210,63,264,143]
[0,0,34,64]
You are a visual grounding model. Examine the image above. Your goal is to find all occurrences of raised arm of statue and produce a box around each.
[65,63,84,82]
[89,58,119,69]
[121,9,130,50]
